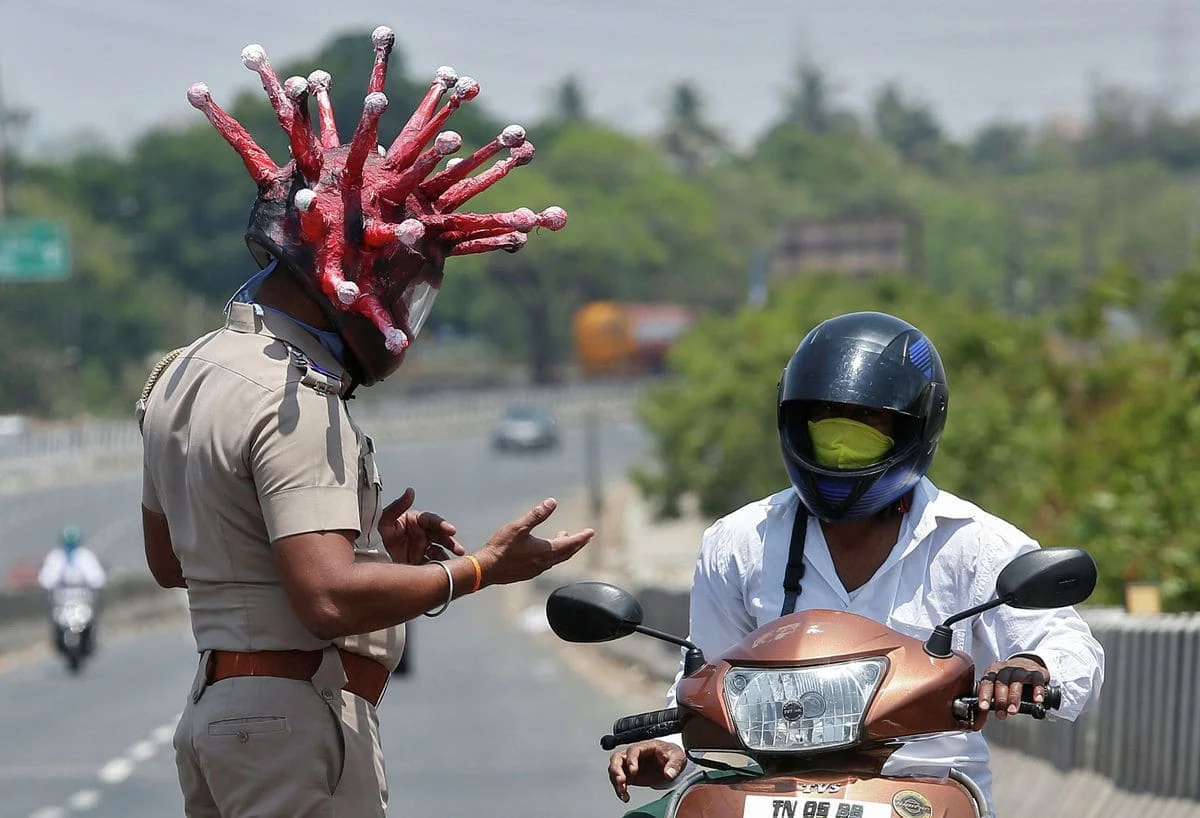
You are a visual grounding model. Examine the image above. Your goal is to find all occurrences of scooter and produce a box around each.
[48,584,98,674]
[546,547,1097,818]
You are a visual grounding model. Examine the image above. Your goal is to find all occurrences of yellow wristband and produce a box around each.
[465,554,483,594]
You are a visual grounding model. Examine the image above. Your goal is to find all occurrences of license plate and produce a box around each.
[743,795,892,818]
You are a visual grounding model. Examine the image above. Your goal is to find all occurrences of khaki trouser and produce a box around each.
[174,646,387,817]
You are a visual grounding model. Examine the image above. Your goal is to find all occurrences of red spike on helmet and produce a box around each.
[188,27,568,386]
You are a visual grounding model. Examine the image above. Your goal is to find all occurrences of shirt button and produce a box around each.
[236,730,249,743]
[321,688,335,701]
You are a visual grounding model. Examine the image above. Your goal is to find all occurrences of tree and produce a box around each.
[872,82,944,167]
[660,81,726,177]
[969,122,1032,174]
[549,75,590,124]
[0,183,194,416]
[779,57,857,135]
[634,274,1065,522]
[440,123,740,383]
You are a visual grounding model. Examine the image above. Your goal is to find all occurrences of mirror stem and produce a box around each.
[923,597,1006,658]
[634,624,701,652]
[943,597,1005,629]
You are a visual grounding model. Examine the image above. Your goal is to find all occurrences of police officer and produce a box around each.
[139,31,585,817]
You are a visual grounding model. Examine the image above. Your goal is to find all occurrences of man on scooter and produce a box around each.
[608,311,1105,816]
[39,526,107,659]
[38,526,107,592]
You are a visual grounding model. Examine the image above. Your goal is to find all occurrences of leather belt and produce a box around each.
[206,648,389,707]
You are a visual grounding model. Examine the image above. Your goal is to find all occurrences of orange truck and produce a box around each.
[572,301,699,376]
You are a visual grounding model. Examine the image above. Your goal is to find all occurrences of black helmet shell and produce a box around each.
[777,311,948,521]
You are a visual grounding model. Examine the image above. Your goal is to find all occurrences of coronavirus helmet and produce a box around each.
[777,311,949,521]
[188,27,567,385]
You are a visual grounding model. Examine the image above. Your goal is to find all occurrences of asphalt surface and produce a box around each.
[0,420,654,818]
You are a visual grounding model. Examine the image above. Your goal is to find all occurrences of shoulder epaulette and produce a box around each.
[135,347,186,433]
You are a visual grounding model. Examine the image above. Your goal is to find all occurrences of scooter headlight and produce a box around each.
[722,658,887,753]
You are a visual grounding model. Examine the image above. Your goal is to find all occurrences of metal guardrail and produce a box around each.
[986,607,1200,800]
[0,382,646,484]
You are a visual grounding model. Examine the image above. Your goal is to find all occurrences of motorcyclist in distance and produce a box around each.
[39,525,107,659]
[39,526,107,592]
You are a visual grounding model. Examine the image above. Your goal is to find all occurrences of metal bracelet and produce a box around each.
[423,560,454,618]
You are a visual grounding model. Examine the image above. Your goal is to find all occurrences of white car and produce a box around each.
[491,406,560,452]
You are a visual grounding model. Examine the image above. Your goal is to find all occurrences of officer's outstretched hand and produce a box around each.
[378,487,465,565]
[476,498,594,586]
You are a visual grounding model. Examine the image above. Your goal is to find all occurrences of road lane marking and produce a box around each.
[27,807,66,818]
[97,758,134,784]
[127,740,156,762]
[27,715,182,817]
[65,789,100,810]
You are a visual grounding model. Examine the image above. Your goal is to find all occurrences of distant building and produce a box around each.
[770,210,922,281]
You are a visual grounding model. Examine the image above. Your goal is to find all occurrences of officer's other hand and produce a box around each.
[977,656,1049,721]
[378,487,465,566]
[477,498,594,585]
[608,740,684,802]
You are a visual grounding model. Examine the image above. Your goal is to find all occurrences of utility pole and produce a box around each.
[0,63,31,220]
[1158,0,1187,114]
[0,63,10,218]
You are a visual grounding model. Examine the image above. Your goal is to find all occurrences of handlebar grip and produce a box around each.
[611,708,681,735]
[1016,700,1049,719]
[954,683,1062,722]
[600,717,685,751]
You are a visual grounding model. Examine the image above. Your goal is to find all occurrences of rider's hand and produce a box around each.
[475,498,594,586]
[977,655,1049,721]
[378,487,465,565]
[608,740,685,802]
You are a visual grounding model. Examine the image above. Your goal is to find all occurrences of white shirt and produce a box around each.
[38,547,107,590]
[665,478,1105,813]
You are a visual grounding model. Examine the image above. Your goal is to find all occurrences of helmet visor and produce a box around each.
[402,280,438,341]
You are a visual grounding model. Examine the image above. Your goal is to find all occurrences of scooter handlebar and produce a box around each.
[954,682,1063,721]
[602,708,684,751]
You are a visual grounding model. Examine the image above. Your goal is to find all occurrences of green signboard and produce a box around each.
[0,220,71,281]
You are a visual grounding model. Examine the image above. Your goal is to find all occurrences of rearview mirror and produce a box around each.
[997,547,1097,609]
[925,546,1098,658]
[546,582,643,643]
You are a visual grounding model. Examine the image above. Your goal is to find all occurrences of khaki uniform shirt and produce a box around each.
[139,301,404,669]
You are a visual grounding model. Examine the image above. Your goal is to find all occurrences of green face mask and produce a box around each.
[808,417,895,470]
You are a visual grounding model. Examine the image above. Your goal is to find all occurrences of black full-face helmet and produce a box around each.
[777,311,949,521]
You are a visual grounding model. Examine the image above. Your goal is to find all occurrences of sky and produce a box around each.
[0,0,1192,157]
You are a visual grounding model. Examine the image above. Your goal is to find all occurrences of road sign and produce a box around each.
[0,220,71,281]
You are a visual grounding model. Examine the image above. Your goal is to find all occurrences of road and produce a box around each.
[0,420,657,818]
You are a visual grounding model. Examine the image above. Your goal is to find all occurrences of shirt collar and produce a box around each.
[225,301,349,388]
[783,477,976,604]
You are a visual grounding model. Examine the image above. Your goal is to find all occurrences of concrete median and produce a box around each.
[0,382,643,496]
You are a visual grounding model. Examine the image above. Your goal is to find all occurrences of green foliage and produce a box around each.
[5,28,1200,607]
[636,266,1200,612]
[0,183,197,417]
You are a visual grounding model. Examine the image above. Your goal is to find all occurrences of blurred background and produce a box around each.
[0,1,1198,816]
